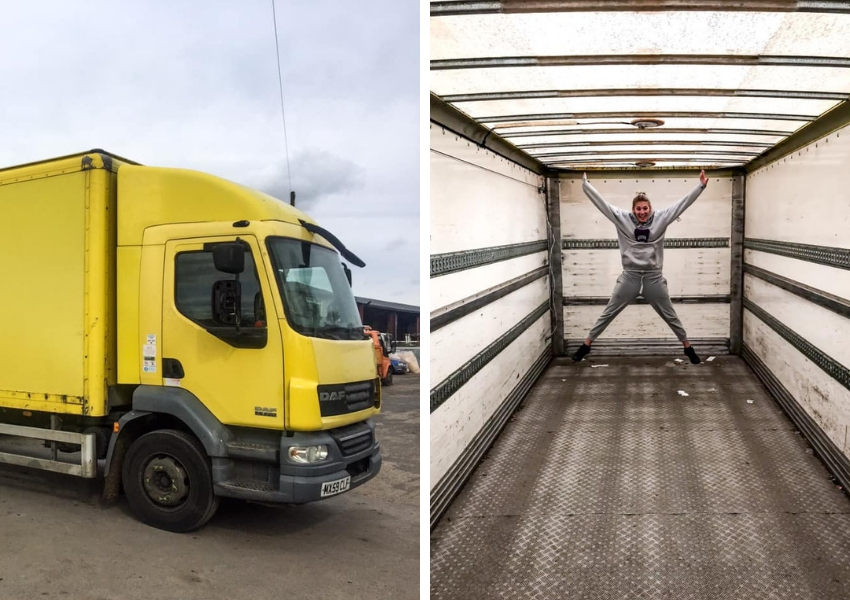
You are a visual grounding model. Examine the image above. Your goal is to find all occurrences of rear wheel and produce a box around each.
[122,429,219,532]
[382,367,393,386]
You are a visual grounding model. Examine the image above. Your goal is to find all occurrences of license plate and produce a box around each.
[321,476,351,497]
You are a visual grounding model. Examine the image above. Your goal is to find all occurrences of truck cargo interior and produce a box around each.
[430,2,850,597]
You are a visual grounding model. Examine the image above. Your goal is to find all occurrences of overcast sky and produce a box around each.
[0,1,419,306]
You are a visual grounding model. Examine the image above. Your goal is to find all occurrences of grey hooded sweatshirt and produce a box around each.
[582,179,706,272]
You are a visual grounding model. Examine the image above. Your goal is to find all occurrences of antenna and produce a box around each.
[271,0,293,198]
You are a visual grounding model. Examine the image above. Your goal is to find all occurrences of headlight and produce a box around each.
[288,445,329,463]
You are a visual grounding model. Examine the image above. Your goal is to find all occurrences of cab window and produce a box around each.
[175,249,264,327]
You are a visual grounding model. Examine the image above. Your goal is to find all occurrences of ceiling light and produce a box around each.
[631,118,664,129]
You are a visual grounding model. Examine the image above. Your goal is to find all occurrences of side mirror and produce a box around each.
[212,280,241,325]
[342,263,352,287]
[208,280,266,349]
[213,243,245,274]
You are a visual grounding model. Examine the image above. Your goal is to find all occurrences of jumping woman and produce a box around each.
[571,170,709,364]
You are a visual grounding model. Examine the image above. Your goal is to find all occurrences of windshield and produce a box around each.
[267,237,364,341]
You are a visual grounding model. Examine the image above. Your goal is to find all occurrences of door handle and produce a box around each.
[163,358,185,379]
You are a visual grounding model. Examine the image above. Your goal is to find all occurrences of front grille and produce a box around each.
[317,379,376,417]
[344,381,373,412]
[330,422,374,457]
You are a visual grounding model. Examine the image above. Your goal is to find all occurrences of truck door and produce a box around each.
[160,236,284,429]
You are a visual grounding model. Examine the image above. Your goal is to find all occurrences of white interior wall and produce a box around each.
[744,125,850,456]
[560,177,732,239]
[745,313,850,454]
[745,275,849,367]
[431,277,549,388]
[744,250,850,303]
[564,304,729,340]
[559,175,733,342]
[430,126,546,254]
[746,134,850,245]
[430,316,550,490]
[430,123,551,492]
[562,249,731,297]
[432,252,546,311]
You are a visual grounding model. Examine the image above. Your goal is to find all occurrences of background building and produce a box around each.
[356,296,419,343]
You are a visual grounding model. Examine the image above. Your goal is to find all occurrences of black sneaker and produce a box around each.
[684,346,701,364]
[572,343,591,362]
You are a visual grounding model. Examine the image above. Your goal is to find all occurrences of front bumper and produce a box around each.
[211,419,382,504]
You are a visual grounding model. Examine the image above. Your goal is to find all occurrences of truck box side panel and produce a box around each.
[0,172,87,404]
[560,176,733,349]
[84,168,114,416]
[116,246,141,384]
[743,125,850,464]
[104,169,118,390]
[430,122,551,514]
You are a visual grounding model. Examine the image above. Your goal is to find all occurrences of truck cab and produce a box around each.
[114,163,383,530]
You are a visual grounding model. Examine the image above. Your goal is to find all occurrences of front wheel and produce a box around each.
[122,429,219,532]
[382,367,393,386]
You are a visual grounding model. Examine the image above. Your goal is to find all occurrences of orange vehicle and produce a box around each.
[364,326,395,386]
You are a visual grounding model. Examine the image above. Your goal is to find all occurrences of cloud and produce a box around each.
[383,237,408,251]
[257,148,364,211]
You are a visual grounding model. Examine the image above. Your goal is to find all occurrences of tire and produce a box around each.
[382,368,393,386]
[122,429,219,533]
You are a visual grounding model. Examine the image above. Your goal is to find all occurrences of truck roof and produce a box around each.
[0,150,317,246]
[0,149,140,177]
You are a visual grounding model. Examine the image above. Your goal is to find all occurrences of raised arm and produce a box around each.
[655,170,709,226]
[581,172,627,225]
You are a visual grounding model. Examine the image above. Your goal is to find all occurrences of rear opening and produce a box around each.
[431,3,850,596]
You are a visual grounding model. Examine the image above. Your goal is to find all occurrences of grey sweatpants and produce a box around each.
[587,271,688,343]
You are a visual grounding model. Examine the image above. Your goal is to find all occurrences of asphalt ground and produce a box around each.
[0,373,420,600]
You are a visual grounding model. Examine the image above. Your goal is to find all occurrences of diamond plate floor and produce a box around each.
[431,356,850,599]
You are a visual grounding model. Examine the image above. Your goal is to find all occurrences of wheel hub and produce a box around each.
[142,456,189,507]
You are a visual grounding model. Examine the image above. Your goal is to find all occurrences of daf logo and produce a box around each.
[319,390,346,402]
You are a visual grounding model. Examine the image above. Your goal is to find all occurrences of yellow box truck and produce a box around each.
[0,150,382,531]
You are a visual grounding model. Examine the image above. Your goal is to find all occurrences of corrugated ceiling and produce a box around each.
[430,1,850,170]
